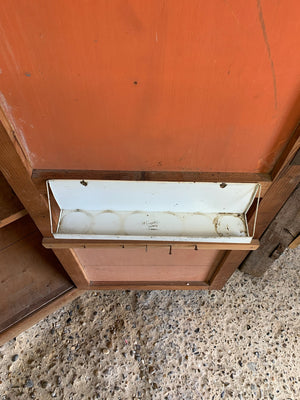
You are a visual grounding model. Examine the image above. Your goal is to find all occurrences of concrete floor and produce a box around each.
[0,247,299,400]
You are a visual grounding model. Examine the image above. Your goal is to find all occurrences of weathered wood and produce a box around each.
[0,288,84,346]
[240,186,300,276]
[0,217,74,334]
[0,109,89,288]
[0,171,27,228]
[42,238,260,251]
[0,214,36,250]
[32,169,271,196]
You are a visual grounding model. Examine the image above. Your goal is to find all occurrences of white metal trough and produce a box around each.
[46,180,260,243]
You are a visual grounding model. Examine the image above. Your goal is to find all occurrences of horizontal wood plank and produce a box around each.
[88,283,209,290]
[42,238,260,251]
[32,169,271,196]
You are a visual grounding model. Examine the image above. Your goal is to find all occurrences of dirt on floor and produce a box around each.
[0,247,299,400]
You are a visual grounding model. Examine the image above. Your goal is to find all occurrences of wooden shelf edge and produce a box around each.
[0,288,85,346]
[88,282,210,290]
[0,209,28,228]
[42,238,260,251]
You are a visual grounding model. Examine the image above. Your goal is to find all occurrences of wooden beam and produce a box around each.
[0,108,89,288]
[42,238,260,251]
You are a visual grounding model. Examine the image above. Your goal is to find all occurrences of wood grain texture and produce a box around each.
[76,247,222,286]
[0,214,36,251]
[32,169,271,197]
[1,1,300,173]
[289,234,300,249]
[42,238,260,251]
[0,112,89,288]
[0,219,74,333]
[88,283,209,290]
[0,289,84,346]
[0,171,27,228]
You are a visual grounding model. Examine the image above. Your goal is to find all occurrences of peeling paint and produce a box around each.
[0,91,36,165]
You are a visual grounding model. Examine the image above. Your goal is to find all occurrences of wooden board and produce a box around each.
[75,247,224,287]
[0,116,89,289]
[0,2,299,293]
[0,215,74,334]
[1,1,300,173]
[32,169,271,197]
[0,171,27,228]
[42,238,260,251]
[0,289,84,346]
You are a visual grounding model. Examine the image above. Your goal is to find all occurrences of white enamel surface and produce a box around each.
[48,180,259,242]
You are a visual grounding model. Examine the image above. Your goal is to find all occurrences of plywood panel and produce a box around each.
[0,171,27,228]
[76,247,223,283]
[0,217,74,333]
[0,289,84,346]
[0,1,299,173]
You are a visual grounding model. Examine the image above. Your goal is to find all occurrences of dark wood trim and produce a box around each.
[42,238,260,251]
[0,288,84,346]
[32,169,271,196]
[0,108,89,288]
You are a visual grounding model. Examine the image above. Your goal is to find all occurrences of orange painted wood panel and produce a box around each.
[0,1,299,173]
[75,247,222,282]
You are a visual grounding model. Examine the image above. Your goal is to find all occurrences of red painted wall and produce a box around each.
[0,1,299,173]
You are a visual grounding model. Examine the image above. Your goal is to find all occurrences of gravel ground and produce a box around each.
[0,247,299,400]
